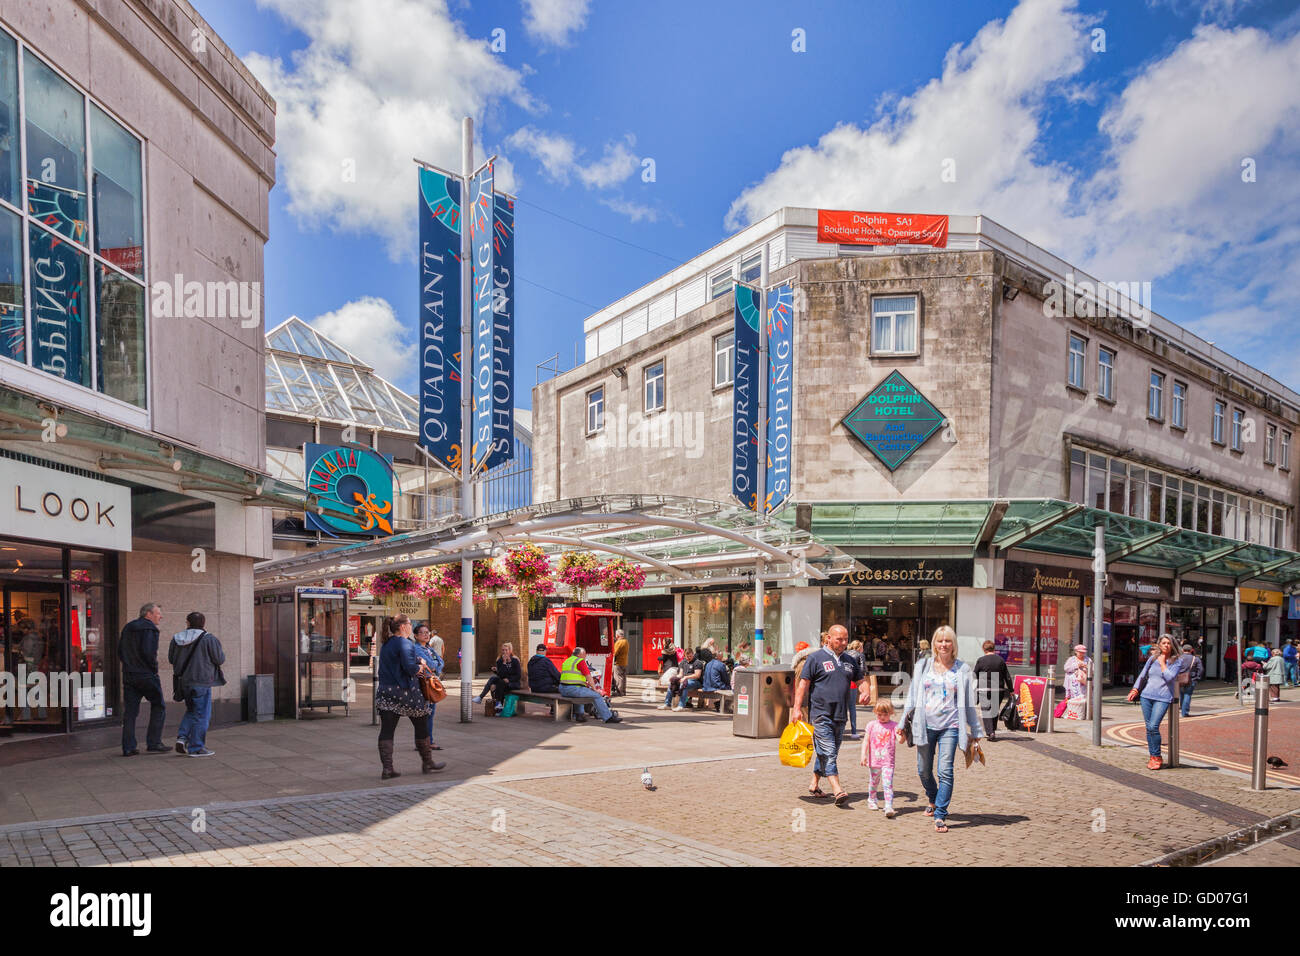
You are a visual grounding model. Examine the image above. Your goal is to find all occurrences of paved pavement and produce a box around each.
[0,677,1296,866]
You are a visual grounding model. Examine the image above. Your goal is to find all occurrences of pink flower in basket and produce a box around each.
[599,558,646,594]
[504,543,551,587]
[558,551,603,600]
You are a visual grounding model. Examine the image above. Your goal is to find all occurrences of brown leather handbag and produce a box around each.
[417,663,447,703]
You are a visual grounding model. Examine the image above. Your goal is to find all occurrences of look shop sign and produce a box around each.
[2,458,132,551]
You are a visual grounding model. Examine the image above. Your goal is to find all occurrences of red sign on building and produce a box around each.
[817,210,949,247]
[642,618,675,671]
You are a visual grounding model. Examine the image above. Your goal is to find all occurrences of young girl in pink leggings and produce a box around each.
[860,698,898,817]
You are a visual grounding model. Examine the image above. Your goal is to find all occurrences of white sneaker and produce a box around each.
[657,704,669,710]
[884,805,896,818]
[672,705,684,712]
[472,696,482,703]
[866,799,880,811]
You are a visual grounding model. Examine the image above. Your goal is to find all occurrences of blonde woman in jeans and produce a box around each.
[897,626,985,833]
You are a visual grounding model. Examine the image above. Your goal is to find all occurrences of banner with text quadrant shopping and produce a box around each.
[417,167,463,470]
[732,283,762,510]
[469,161,495,472]
[485,191,515,471]
[764,283,794,513]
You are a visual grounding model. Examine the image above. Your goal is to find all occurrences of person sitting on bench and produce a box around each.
[702,651,731,693]
[473,643,522,715]
[674,648,707,711]
[558,647,622,724]
[527,643,561,694]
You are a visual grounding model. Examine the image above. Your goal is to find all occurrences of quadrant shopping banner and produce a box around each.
[417,167,463,470]
[486,191,515,471]
[469,160,495,472]
[732,283,762,510]
[765,282,794,513]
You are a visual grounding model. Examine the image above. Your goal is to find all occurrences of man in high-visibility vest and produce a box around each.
[559,647,622,724]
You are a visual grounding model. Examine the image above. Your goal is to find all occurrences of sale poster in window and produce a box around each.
[1038,598,1059,666]
[995,594,1027,666]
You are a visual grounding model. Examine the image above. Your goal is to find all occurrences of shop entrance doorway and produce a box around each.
[1,584,66,732]
[1112,623,1140,687]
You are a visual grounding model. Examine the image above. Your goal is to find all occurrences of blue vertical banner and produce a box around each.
[486,191,515,470]
[417,167,462,470]
[732,283,762,511]
[765,283,794,513]
[469,161,495,472]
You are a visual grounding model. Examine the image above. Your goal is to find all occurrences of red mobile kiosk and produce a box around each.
[544,602,622,696]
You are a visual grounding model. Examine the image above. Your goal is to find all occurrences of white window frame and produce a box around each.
[871,294,920,357]
[1282,430,1291,471]
[739,249,762,284]
[1265,422,1276,464]
[1097,346,1115,401]
[644,360,665,413]
[1212,400,1225,445]
[1148,371,1165,420]
[1231,408,1244,451]
[709,268,734,301]
[1067,333,1086,390]
[1171,380,1187,429]
[586,386,604,435]
[713,330,735,388]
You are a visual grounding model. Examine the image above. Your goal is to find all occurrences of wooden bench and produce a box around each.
[686,689,735,714]
[503,690,584,721]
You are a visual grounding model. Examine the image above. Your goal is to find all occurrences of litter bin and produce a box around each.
[732,666,794,738]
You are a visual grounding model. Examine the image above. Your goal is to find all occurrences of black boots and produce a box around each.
[379,739,401,780]
[416,738,446,773]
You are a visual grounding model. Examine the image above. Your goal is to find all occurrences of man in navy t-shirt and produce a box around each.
[792,624,865,804]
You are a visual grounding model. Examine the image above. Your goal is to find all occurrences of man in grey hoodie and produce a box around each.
[168,611,226,757]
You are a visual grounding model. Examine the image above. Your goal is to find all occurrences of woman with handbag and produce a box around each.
[412,624,446,752]
[375,614,445,778]
[897,625,985,833]
[1126,633,1188,770]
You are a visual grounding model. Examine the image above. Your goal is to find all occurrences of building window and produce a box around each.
[1212,400,1225,445]
[1097,347,1115,401]
[0,36,148,409]
[1282,431,1291,471]
[1231,408,1244,451]
[710,269,734,301]
[586,387,604,434]
[1067,333,1086,390]
[1265,423,1276,464]
[644,361,665,413]
[713,331,735,388]
[1148,371,1164,420]
[739,249,762,284]
[1171,380,1187,429]
[871,295,919,356]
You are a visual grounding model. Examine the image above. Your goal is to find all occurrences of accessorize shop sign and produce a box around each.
[817,209,949,248]
[828,558,973,587]
[1003,561,1094,595]
[2,458,131,551]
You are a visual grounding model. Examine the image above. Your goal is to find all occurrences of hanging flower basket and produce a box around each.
[332,576,372,599]
[430,560,510,605]
[503,542,551,587]
[599,558,646,609]
[368,569,422,598]
[557,551,603,601]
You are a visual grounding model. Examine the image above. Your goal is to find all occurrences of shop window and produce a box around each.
[29,223,91,387]
[0,208,21,362]
[732,589,780,656]
[90,104,144,279]
[850,589,918,672]
[24,52,87,244]
[995,591,1034,673]
[95,263,146,407]
[0,31,17,206]
[683,593,730,653]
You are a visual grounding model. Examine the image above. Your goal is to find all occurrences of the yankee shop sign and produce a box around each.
[841,370,947,470]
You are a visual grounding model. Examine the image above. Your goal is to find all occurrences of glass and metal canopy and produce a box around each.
[265,317,420,431]
[779,499,1300,588]
[254,495,865,590]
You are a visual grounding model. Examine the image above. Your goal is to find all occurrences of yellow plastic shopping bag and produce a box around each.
[778,720,816,768]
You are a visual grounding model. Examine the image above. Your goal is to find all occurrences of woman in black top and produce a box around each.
[473,643,522,714]
[973,640,1013,740]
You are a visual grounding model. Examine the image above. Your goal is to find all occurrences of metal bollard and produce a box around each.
[1251,676,1270,790]
[1043,666,1056,734]
[1167,706,1179,768]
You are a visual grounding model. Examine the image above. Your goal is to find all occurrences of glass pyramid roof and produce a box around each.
[264,316,418,431]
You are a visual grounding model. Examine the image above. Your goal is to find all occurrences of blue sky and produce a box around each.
[196,0,1300,403]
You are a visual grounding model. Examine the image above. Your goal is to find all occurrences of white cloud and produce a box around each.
[309,297,416,390]
[507,127,640,192]
[725,0,1300,386]
[521,0,591,47]
[246,0,534,260]
[599,196,657,222]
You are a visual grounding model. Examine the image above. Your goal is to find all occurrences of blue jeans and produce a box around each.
[559,684,611,721]
[1139,696,1171,757]
[1179,681,1197,717]
[176,687,213,752]
[812,715,845,777]
[916,726,959,823]
[1285,660,1297,686]
[678,679,702,707]
[121,674,165,754]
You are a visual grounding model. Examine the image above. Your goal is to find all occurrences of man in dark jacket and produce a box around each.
[168,612,226,757]
[527,644,562,694]
[973,640,1013,740]
[119,603,168,756]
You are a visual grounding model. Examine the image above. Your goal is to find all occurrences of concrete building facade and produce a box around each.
[534,208,1300,686]
[0,0,278,736]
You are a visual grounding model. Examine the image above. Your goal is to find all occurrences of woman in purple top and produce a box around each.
[1126,634,1187,770]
